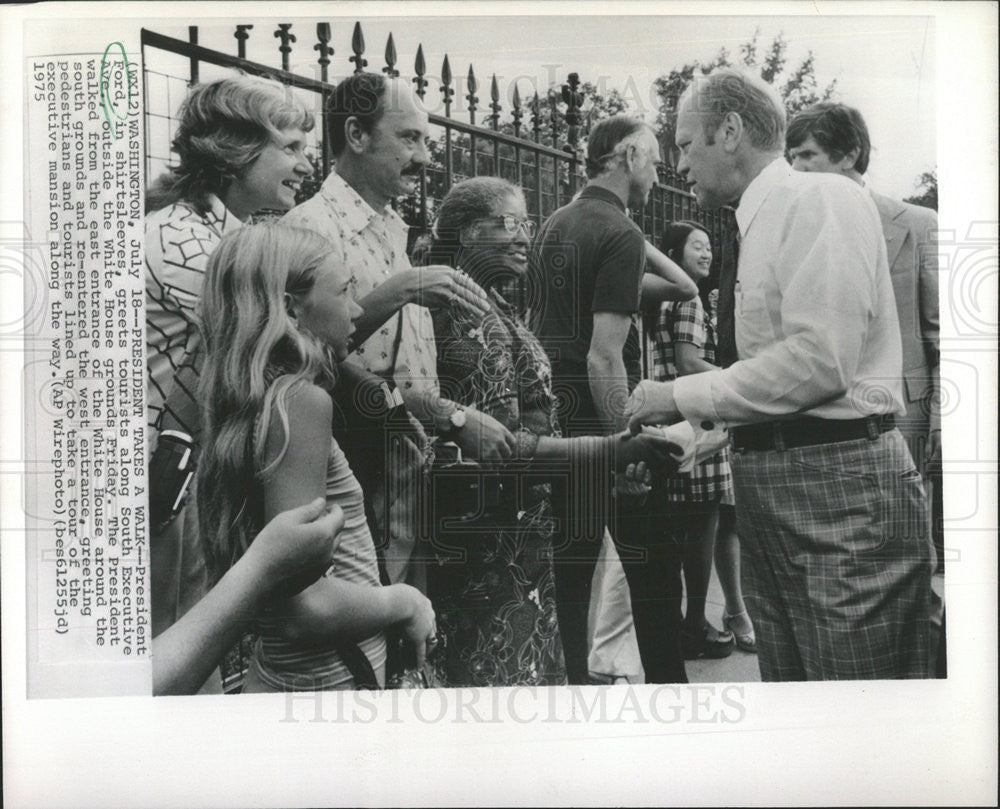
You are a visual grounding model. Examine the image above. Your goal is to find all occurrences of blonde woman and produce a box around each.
[147,75,314,669]
[196,223,434,691]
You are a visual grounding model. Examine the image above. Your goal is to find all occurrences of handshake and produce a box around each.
[609,421,690,498]
[612,379,732,497]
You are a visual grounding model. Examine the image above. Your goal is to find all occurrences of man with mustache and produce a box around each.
[284,74,515,466]
[626,69,935,680]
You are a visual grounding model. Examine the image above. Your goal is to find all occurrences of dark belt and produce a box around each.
[731,414,895,453]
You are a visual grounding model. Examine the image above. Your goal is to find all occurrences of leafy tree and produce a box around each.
[675,27,837,116]
[650,29,837,186]
[904,169,938,211]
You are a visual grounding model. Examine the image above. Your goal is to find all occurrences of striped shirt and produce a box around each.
[251,436,387,691]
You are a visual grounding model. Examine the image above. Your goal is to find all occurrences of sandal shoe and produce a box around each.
[723,610,757,654]
[682,623,735,660]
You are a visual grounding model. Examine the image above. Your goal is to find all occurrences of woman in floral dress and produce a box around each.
[417,177,675,687]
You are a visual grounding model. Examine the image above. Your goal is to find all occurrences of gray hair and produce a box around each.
[585,115,653,178]
[682,68,786,152]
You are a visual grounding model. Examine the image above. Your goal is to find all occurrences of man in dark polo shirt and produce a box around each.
[532,179,647,430]
[530,115,688,684]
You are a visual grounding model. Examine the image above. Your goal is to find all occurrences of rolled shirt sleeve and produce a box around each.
[674,164,905,428]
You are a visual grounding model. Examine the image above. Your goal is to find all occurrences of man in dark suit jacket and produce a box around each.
[786,103,940,481]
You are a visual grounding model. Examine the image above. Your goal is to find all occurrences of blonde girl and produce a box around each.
[196,223,434,692]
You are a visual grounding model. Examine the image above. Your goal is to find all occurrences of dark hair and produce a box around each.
[416,176,521,270]
[659,220,714,313]
[786,102,871,174]
[145,74,314,215]
[326,72,388,157]
[585,115,650,178]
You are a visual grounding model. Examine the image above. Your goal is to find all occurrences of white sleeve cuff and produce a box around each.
[673,372,727,432]
[654,420,730,473]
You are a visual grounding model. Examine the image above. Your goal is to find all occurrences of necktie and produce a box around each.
[716,222,740,369]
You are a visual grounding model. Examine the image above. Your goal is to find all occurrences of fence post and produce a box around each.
[383,33,399,78]
[490,74,501,174]
[466,64,478,126]
[350,21,368,73]
[315,23,333,179]
[531,92,542,144]
[234,25,253,60]
[413,45,428,102]
[441,55,454,117]
[563,72,584,198]
[467,65,478,175]
[274,24,296,73]
[563,72,583,152]
[441,56,454,187]
[315,23,333,84]
[549,91,559,147]
[489,74,501,131]
[188,26,199,85]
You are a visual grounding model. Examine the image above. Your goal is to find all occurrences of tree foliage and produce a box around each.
[653,28,839,134]
[291,30,839,231]
[903,169,938,211]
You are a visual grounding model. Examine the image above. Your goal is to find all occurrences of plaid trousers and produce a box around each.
[732,428,935,681]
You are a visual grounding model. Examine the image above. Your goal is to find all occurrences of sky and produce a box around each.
[142,10,936,199]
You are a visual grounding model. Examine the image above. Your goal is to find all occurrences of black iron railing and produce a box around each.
[141,22,732,243]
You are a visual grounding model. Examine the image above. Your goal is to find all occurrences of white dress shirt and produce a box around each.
[674,157,905,428]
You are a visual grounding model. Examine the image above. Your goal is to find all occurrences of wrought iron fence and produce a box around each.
[142,20,734,378]
[141,22,732,242]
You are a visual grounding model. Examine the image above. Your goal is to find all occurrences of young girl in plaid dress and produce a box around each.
[652,221,756,657]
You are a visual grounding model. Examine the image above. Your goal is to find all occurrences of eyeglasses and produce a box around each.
[485,215,537,238]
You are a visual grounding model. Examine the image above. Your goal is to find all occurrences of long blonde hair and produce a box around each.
[196,223,336,579]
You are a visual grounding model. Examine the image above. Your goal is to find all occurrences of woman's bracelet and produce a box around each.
[514,429,540,461]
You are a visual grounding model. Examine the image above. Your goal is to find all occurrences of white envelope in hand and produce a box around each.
[652,421,731,473]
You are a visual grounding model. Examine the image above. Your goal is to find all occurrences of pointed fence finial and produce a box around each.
[413,44,428,101]
[441,55,454,117]
[383,32,399,77]
[530,91,542,143]
[350,21,368,73]
[489,74,501,131]
[466,64,478,125]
